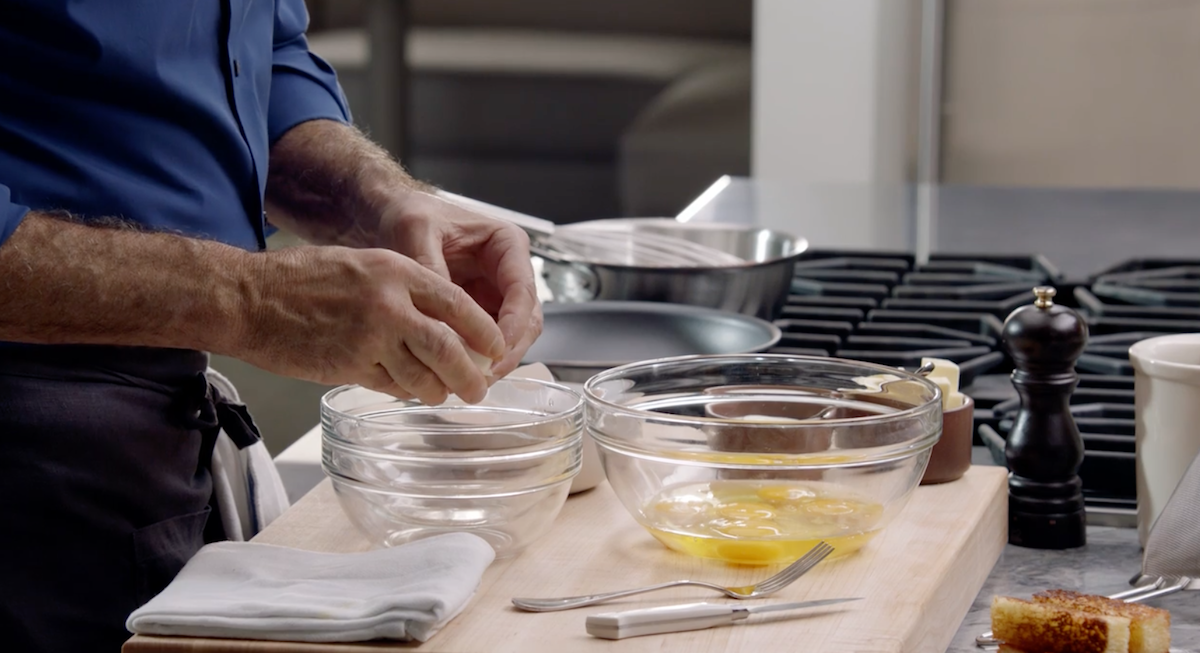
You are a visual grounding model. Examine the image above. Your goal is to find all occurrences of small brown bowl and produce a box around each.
[920,394,974,485]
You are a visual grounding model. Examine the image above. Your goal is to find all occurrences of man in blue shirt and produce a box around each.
[0,2,541,650]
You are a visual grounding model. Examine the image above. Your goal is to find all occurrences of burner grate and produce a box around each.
[772,251,1200,523]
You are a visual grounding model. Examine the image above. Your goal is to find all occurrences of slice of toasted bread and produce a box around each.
[991,595,1131,653]
[1035,590,1171,653]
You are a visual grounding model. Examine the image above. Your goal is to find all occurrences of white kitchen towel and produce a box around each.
[126,533,496,643]
[206,368,291,541]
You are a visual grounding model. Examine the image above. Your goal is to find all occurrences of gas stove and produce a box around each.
[769,250,1194,528]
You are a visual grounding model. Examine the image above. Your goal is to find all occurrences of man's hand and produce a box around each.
[375,191,541,379]
[242,245,507,405]
[265,120,543,386]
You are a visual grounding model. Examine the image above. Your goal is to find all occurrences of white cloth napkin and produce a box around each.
[126,533,496,643]
[205,367,291,541]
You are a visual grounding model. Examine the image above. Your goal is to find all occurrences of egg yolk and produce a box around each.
[640,481,884,565]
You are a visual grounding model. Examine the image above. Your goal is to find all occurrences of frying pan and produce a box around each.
[537,219,807,321]
[521,301,783,383]
[438,192,808,321]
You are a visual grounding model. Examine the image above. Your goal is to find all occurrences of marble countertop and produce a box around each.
[947,516,1199,652]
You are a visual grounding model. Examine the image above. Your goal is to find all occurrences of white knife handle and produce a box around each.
[585,603,745,640]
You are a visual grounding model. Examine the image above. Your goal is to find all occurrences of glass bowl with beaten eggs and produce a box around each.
[583,354,942,565]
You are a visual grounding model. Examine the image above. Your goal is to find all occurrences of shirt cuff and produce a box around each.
[268,47,353,145]
[0,183,31,246]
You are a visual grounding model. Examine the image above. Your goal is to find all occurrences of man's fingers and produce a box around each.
[474,225,541,378]
[496,280,541,359]
[409,268,505,361]
[359,363,415,401]
[379,341,450,406]
[401,315,490,404]
[489,302,543,380]
[474,226,539,356]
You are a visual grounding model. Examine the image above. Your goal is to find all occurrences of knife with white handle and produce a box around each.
[584,598,862,640]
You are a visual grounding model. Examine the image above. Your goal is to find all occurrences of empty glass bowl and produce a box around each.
[584,354,941,565]
[321,378,583,558]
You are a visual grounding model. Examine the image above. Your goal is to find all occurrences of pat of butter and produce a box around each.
[920,357,960,394]
[929,376,954,410]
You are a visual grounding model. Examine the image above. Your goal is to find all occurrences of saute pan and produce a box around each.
[438,192,808,321]
[536,219,807,321]
[521,301,782,383]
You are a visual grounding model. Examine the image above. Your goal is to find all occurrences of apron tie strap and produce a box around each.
[186,374,263,450]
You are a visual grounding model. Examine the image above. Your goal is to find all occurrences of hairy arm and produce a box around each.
[0,213,253,352]
[264,119,418,248]
[0,211,503,404]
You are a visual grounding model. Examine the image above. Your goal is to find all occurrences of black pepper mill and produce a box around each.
[1002,286,1088,549]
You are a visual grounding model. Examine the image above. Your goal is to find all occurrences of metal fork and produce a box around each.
[975,576,1190,648]
[511,541,834,612]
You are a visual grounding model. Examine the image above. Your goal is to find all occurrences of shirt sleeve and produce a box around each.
[268,0,353,144]
[0,182,31,246]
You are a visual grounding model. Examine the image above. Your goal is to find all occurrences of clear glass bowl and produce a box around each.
[584,354,941,565]
[321,378,583,557]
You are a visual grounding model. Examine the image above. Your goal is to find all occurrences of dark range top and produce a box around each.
[771,250,1196,527]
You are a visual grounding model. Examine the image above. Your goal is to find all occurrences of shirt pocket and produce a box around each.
[132,506,211,607]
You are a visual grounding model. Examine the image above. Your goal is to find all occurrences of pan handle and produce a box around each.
[534,246,600,303]
[529,241,571,266]
[436,189,557,238]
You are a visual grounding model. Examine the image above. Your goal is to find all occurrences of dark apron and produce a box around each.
[0,344,259,652]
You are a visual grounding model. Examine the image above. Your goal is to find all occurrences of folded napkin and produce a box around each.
[126,533,496,643]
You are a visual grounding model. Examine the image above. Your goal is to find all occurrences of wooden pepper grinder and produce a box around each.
[1001,286,1089,549]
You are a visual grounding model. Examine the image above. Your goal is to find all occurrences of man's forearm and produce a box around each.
[265,120,425,247]
[0,212,253,352]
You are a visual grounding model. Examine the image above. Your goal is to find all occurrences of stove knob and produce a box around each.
[1001,285,1089,550]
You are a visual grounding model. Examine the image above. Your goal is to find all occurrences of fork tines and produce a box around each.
[757,542,835,593]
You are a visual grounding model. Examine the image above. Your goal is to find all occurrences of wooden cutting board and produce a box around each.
[124,466,1007,653]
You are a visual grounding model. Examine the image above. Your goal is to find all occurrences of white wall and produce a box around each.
[941,0,1200,190]
[752,0,922,250]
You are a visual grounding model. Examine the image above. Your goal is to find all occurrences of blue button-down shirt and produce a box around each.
[0,0,351,251]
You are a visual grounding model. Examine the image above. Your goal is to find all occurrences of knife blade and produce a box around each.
[585,598,862,640]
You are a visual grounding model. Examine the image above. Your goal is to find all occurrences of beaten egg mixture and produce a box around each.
[641,480,884,565]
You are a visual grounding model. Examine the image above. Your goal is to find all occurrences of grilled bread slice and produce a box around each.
[1034,590,1171,653]
[991,595,1131,653]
